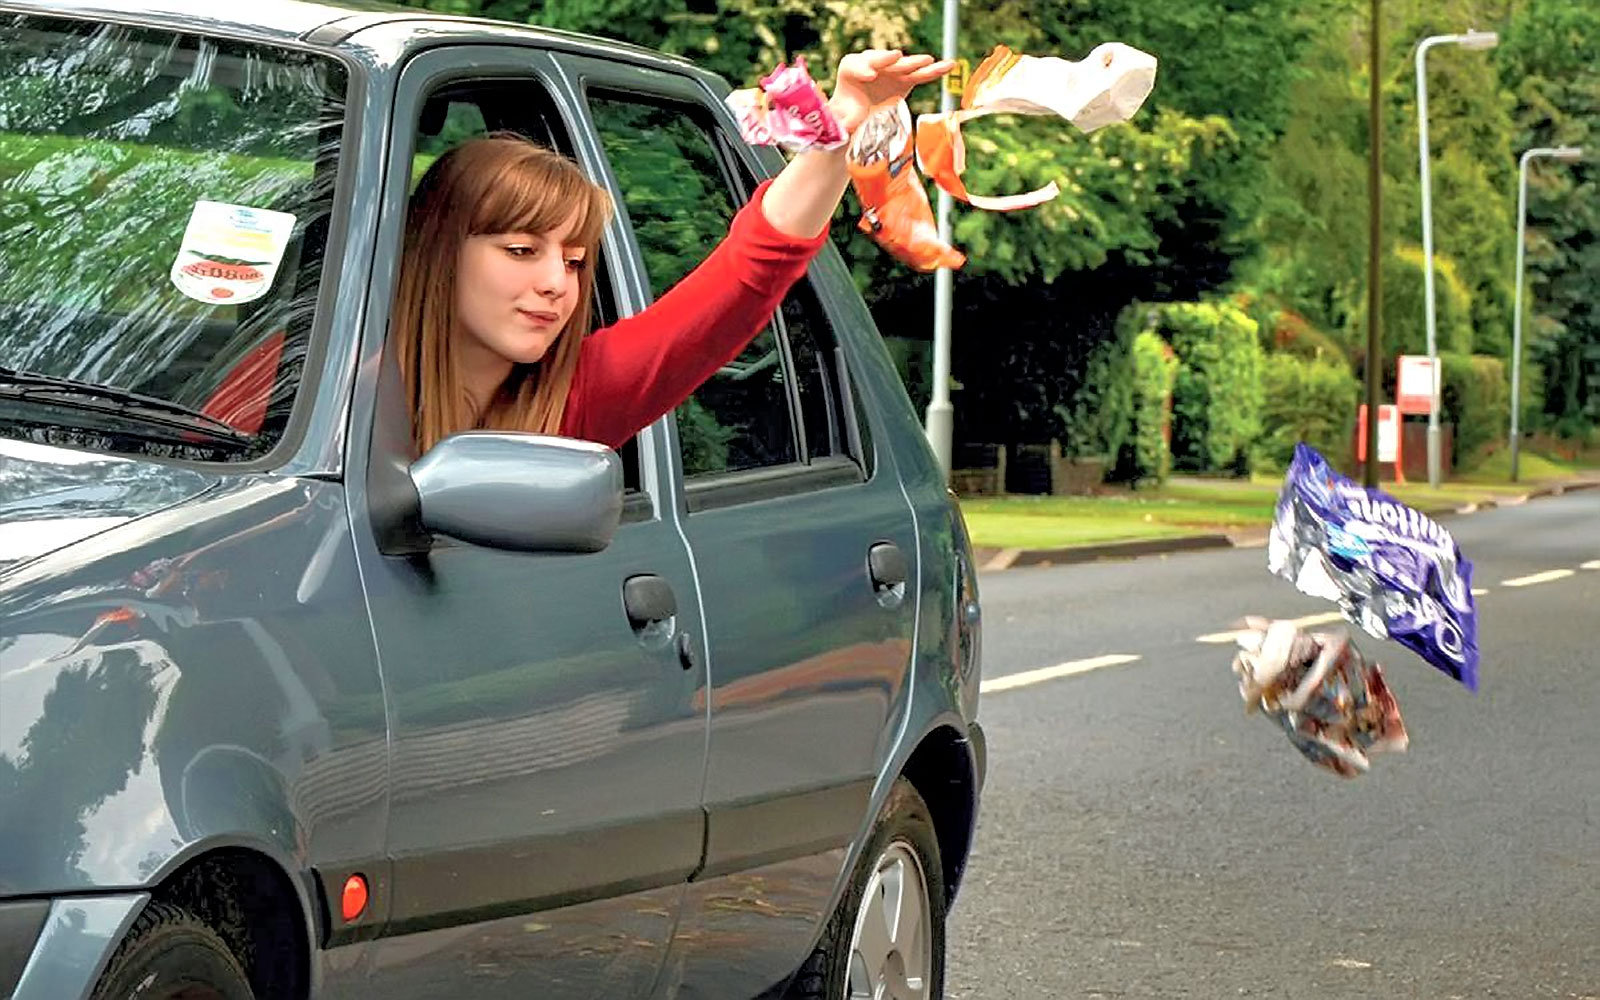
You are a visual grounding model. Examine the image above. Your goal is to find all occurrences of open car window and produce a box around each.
[0,15,346,463]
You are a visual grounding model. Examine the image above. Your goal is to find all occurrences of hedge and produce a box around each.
[1258,353,1361,470]
[1119,328,1179,483]
[1161,301,1265,475]
[1440,352,1509,471]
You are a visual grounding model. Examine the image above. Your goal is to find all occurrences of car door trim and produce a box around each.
[379,808,706,936]
[694,778,874,881]
[683,456,866,513]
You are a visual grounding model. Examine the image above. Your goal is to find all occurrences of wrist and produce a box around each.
[826,96,864,140]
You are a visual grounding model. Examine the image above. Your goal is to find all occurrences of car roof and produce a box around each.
[0,0,699,71]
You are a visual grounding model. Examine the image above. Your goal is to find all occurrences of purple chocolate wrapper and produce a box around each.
[1267,443,1479,690]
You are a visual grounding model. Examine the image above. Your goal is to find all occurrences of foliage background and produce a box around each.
[395,0,1598,474]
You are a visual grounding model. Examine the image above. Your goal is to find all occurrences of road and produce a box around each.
[946,490,1600,999]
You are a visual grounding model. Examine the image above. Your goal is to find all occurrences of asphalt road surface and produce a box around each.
[947,490,1600,999]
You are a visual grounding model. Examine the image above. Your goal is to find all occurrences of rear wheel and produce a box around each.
[786,778,946,999]
[91,899,255,1000]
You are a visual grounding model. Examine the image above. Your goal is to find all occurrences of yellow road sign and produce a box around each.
[944,58,971,97]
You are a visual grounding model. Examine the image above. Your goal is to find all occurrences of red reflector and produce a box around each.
[340,875,368,922]
[95,607,139,628]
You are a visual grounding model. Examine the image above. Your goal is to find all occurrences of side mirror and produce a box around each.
[408,432,624,553]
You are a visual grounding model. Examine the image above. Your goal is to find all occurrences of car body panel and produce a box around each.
[8,895,148,1000]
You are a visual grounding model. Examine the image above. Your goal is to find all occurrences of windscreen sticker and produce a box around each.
[170,201,297,305]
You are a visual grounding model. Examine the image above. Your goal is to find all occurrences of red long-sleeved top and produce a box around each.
[559,179,829,450]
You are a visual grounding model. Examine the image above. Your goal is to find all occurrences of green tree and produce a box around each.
[1497,0,1599,433]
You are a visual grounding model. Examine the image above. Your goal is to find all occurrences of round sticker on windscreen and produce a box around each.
[170,201,297,305]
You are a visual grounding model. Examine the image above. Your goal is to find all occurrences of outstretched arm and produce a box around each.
[760,50,955,239]
[562,50,951,449]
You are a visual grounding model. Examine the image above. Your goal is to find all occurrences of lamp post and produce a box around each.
[1416,29,1497,488]
[1510,145,1584,481]
[925,0,959,480]
[1364,0,1382,488]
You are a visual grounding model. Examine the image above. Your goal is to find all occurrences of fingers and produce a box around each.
[846,50,947,76]
[885,54,954,88]
[905,59,956,84]
[836,50,955,98]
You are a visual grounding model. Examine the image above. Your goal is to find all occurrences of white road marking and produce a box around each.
[1501,569,1575,588]
[1471,588,1489,596]
[981,654,1141,694]
[1196,611,1346,645]
[1582,560,1600,571]
[1329,958,1374,970]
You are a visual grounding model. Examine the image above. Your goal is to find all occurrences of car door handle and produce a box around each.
[623,575,696,669]
[623,574,677,629]
[868,542,907,591]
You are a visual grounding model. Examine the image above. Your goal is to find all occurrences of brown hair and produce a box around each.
[393,133,613,454]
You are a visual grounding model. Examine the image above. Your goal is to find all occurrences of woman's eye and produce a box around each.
[505,245,536,259]
[565,258,587,272]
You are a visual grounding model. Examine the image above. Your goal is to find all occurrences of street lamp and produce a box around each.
[1416,28,1497,488]
[1510,145,1584,482]
[924,0,959,480]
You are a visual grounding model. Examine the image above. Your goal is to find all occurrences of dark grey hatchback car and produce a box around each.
[0,2,985,998]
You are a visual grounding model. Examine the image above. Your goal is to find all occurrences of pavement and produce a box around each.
[972,475,1600,572]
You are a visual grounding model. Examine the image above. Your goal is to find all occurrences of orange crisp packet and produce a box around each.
[916,42,1158,211]
[847,101,965,273]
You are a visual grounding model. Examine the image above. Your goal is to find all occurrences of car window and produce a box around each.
[782,285,849,464]
[0,15,346,463]
[396,77,643,493]
[589,92,876,485]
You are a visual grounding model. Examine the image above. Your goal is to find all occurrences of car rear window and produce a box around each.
[0,15,347,463]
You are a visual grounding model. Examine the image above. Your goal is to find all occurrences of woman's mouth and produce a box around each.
[518,308,560,325]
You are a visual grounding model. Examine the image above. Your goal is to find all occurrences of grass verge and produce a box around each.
[961,454,1596,551]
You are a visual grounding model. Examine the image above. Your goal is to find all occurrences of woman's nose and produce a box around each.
[532,259,567,298]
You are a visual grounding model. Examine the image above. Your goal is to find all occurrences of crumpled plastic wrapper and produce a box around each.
[916,42,1158,211]
[1270,443,1480,690]
[726,57,847,153]
[846,101,966,272]
[1232,617,1410,778]
[846,41,1156,272]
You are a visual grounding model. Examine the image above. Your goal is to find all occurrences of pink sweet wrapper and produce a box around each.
[727,57,847,153]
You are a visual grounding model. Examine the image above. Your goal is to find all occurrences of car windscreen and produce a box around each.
[0,15,347,463]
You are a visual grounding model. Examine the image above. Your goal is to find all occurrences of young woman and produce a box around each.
[392,49,951,455]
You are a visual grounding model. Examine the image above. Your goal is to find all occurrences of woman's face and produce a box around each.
[453,211,588,374]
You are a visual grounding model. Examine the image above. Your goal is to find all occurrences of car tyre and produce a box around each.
[91,899,255,1000]
[785,777,946,1000]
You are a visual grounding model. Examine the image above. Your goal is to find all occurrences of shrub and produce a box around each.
[1162,302,1265,474]
[1440,352,1509,471]
[1060,306,1139,462]
[1258,353,1361,469]
[1117,329,1179,484]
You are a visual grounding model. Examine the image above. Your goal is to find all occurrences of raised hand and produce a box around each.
[827,50,955,136]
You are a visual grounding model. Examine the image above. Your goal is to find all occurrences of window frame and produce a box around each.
[364,45,664,524]
[568,65,873,514]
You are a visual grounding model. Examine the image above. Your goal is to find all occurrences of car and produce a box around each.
[0,2,985,997]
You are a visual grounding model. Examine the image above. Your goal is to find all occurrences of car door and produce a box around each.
[561,58,923,996]
[342,41,707,999]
